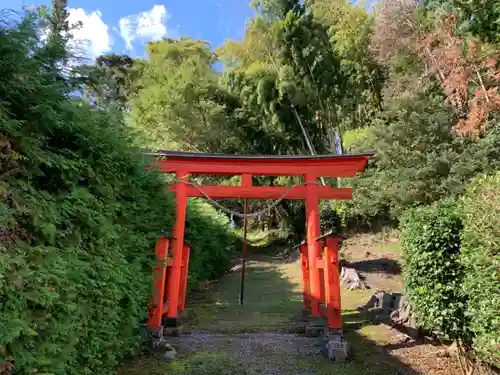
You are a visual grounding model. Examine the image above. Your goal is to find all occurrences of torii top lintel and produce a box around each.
[149,150,375,178]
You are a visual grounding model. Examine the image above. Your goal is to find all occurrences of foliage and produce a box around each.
[341,127,370,149]
[0,14,235,375]
[49,0,68,35]
[312,0,385,130]
[401,200,467,340]
[216,17,276,70]
[460,173,500,365]
[416,14,500,137]
[370,0,423,64]
[129,38,237,152]
[185,200,236,287]
[219,0,343,155]
[251,0,298,21]
[319,201,342,234]
[77,53,140,111]
[425,0,500,43]
[336,85,500,222]
[400,173,500,364]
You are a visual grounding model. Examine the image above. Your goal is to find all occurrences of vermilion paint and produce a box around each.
[146,152,372,333]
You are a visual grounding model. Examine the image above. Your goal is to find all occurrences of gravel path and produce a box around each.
[169,332,326,375]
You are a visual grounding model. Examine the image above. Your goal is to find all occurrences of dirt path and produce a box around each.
[120,234,461,375]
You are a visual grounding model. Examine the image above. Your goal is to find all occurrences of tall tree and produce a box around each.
[45,0,72,67]
[424,0,500,43]
[311,0,385,131]
[50,0,69,36]
[416,14,500,137]
[129,38,237,152]
[221,0,349,155]
[78,53,139,111]
[251,0,299,20]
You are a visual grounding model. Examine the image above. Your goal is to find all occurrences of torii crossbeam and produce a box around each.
[146,151,374,343]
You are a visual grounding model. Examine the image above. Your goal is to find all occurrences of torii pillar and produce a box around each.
[146,151,374,341]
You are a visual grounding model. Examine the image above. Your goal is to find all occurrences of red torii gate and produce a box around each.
[146,151,373,342]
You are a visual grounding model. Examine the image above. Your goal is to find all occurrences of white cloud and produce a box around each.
[118,5,169,51]
[67,8,112,59]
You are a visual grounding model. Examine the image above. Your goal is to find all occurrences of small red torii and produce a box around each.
[145,151,373,347]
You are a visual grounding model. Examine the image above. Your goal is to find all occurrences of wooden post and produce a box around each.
[148,237,170,333]
[299,243,311,311]
[166,171,188,320]
[324,236,343,330]
[178,243,191,312]
[239,174,252,306]
[319,267,326,306]
[305,174,322,317]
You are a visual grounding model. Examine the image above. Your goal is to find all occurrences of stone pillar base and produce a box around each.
[325,334,352,362]
[164,325,183,337]
[163,317,183,337]
[151,337,177,362]
[304,316,326,338]
[151,325,164,339]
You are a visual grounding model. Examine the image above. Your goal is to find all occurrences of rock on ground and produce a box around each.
[358,292,422,339]
[340,267,368,290]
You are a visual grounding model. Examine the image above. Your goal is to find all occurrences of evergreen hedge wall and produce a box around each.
[460,173,500,365]
[401,174,499,367]
[0,16,236,375]
[401,199,466,340]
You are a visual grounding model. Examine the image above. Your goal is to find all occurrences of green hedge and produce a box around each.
[460,173,500,365]
[185,200,236,288]
[401,199,467,340]
[0,15,235,375]
[401,180,500,366]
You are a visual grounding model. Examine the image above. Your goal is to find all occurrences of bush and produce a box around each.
[460,173,500,365]
[401,199,467,340]
[185,200,236,288]
[0,15,235,375]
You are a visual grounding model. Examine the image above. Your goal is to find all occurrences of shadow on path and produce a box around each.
[346,258,402,275]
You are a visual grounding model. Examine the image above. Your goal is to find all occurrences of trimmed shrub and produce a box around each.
[185,200,236,288]
[0,15,235,375]
[401,199,467,340]
[460,173,500,365]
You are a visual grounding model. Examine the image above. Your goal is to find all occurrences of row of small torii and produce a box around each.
[144,150,373,361]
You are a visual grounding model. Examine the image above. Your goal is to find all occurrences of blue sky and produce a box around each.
[4,0,256,58]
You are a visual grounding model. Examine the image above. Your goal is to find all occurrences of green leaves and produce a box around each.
[76,53,138,111]
[425,0,500,42]
[400,175,499,365]
[401,199,466,340]
[460,173,500,365]
[336,86,499,225]
[0,14,238,375]
[129,38,233,153]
